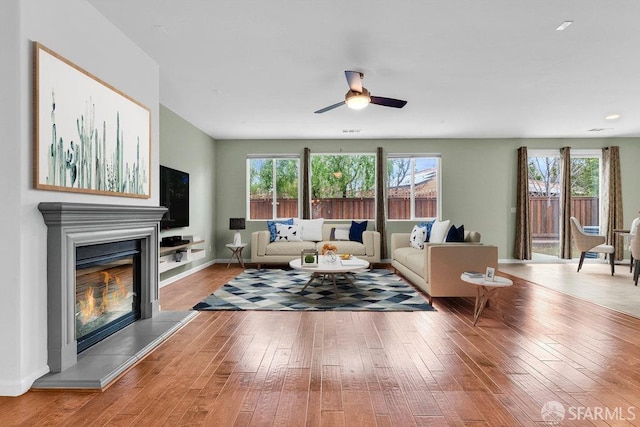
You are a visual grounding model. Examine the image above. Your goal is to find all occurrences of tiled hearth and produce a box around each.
[34,202,197,389]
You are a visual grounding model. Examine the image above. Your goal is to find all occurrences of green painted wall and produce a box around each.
[214,138,640,260]
[159,105,216,282]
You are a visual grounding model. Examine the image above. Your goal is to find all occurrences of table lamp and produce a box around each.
[229,218,245,246]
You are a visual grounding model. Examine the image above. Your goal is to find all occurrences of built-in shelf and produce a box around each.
[159,240,205,273]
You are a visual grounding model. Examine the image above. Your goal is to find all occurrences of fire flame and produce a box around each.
[78,270,127,324]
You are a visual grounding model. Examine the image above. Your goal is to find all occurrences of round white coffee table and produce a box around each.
[289,255,369,298]
[460,274,513,326]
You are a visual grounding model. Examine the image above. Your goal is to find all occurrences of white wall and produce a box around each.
[0,0,25,397]
[0,0,159,396]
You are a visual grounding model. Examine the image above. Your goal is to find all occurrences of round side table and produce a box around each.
[460,274,513,326]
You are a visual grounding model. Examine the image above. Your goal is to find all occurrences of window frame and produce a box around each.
[527,148,603,258]
[246,154,301,220]
[386,153,442,221]
[309,152,377,220]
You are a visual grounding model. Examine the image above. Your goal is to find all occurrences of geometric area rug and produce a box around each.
[193,268,435,312]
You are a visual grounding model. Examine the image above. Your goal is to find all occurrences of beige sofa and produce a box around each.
[391,231,498,304]
[251,223,381,268]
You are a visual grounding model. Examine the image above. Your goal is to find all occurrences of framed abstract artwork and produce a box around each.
[33,42,151,198]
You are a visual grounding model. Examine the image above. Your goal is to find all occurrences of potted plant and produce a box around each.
[300,249,318,267]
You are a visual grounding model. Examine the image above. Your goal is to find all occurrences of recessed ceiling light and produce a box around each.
[556,21,573,31]
[605,114,621,120]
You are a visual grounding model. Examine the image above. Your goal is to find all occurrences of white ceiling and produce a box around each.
[88,0,640,140]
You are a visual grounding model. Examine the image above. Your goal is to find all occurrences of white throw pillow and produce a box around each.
[409,225,427,250]
[293,218,324,241]
[275,223,302,241]
[429,219,451,243]
[332,227,351,241]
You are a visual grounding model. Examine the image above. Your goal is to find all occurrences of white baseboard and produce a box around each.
[216,258,248,265]
[0,365,50,396]
[159,260,216,288]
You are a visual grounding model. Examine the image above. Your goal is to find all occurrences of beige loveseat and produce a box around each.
[251,223,381,268]
[391,231,498,304]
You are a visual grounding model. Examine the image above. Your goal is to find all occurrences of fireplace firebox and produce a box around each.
[75,240,142,353]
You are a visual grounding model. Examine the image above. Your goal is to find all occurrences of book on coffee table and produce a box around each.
[341,259,365,266]
[463,271,484,278]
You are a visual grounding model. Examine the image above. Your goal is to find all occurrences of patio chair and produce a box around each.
[569,217,615,276]
[631,230,640,286]
[630,213,640,273]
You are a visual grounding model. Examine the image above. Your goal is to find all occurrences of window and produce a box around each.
[387,155,440,220]
[310,153,376,220]
[247,156,299,220]
[528,149,601,258]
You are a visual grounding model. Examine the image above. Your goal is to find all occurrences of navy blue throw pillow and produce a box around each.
[349,220,368,243]
[445,224,465,242]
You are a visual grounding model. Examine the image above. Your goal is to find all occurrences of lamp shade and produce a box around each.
[229,218,246,230]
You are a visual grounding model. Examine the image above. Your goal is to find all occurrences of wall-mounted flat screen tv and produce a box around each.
[160,165,189,229]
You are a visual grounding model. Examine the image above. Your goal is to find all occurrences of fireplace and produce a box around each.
[75,240,142,352]
[39,202,167,372]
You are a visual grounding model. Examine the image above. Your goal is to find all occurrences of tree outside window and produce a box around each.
[310,154,376,219]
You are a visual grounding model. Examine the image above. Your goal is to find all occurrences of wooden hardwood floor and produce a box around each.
[2,264,640,426]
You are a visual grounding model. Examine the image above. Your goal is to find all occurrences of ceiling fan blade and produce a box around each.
[314,101,346,114]
[370,96,407,108]
[344,71,363,93]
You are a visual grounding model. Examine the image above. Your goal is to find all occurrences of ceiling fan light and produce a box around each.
[346,95,370,110]
[345,88,371,110]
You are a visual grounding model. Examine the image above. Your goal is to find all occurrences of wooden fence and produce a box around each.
[530,196,599,239]
[250,196,599,239]
[249,197,438,220]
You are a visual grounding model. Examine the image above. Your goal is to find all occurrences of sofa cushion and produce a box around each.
[349,220,368,243]
[429,219,451,243]
[294,218,324,241]
[393,246,418,267]
[405,251,426,277]
[267,218,294,242]
[410,225,427,249]
[446,224,465,242]
[275,223,302,241]
[265,241,316,255]
[317,240,366,256]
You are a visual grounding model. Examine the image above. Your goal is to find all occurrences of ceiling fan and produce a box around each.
[314,70,407,114]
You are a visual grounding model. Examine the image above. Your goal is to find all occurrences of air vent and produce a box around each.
[341,129,362,134]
